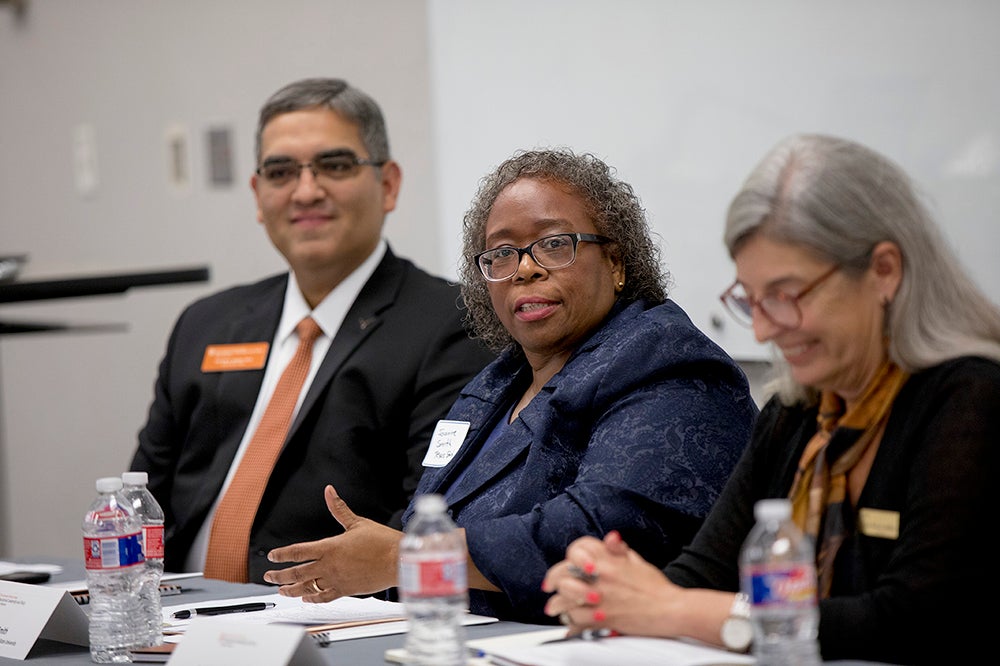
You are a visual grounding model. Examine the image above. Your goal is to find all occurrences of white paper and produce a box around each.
[162,593,406,631]
[0,561,63,576]
[161,593,497,645]
[48,570,201,593]
[468,629,755,666]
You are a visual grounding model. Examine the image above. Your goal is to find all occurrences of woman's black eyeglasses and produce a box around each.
[474,233,611,282]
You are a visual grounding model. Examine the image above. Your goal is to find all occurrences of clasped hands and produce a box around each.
[263,484,402,602]
[541,530,684,638]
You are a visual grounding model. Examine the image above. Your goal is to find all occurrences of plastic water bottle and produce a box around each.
[83,477,145,663]
[121,471,165,648]
[739,498,822,666]
[398,494,468,666]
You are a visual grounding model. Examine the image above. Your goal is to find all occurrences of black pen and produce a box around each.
[567,563,599,584]
[542,628,621,644]
[171,601,276,619]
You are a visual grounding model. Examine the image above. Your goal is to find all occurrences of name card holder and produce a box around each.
[0,580,89,660]
[169,618,326,666]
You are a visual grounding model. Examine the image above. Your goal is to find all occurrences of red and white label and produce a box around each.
[399,552,467,598]
[143,524,165,559]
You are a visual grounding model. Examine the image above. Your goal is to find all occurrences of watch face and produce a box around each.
[721,616,753,651]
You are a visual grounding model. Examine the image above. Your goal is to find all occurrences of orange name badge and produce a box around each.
[201,342,270,373]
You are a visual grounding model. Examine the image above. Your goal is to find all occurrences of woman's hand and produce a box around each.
[543,531,744,647]
[541,531,684,638]
[263,485,402,602]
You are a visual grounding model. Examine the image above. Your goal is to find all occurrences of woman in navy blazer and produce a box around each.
[264,149,758,622]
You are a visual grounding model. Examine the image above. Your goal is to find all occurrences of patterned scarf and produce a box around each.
[788,360,909,598]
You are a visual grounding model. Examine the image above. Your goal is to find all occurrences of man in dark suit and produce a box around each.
[129,78,493,583]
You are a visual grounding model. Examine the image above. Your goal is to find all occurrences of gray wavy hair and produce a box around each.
[255,78,390,163]
[725,133,1000,403]
[460,148,668,352]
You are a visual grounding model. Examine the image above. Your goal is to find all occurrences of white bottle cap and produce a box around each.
[414,493,447,514]
[96,476,124,493]
[122,471,148,486]
[754,498,792,522]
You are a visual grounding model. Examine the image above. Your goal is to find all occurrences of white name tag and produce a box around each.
[422,420,471,468]
[170,619,326,666]
[0,581,89,659]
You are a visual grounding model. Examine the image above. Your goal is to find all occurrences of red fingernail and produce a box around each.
[586,591,601,605]
[583,562,596,575]
[593,609,606,622]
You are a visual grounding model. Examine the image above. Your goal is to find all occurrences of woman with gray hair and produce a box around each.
[543,134,1000,664]
[265,148,757,623]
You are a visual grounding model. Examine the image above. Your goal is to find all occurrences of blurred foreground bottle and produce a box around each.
[399,494,468,666]
[739,498,822,666]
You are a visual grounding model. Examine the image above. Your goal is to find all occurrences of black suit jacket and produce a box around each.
[130,247,494,581]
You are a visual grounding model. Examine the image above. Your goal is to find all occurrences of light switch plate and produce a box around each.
[73,123,99,196]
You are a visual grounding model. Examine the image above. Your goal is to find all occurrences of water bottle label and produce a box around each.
[399,553,467,597]
[746,563,817,608]
[142,524,165,559]
[84,532,145,570]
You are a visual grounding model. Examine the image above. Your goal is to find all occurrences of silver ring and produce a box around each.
[559,612,572,626]
[309,579,325,594]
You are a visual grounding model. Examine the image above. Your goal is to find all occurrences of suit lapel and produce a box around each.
[442,415,535,508]
[425,359,543,509]
[285,250,404,441]
[194,276,286,520]
[212,281,285,407]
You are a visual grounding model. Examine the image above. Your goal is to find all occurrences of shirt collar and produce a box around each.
[276,239,387,343]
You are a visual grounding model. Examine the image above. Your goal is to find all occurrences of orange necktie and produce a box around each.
[203,317,322,582]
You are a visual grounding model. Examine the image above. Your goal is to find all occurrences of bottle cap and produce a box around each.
[414,493,447,514]
[754,498,792,522]
[122,471,149,486]
[96,476,124,493]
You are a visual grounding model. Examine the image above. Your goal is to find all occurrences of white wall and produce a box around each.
[428,0,1000,360]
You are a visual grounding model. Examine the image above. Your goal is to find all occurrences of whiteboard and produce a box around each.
[428,0,1000,360]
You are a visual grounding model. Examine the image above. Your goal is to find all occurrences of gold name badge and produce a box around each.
[858,507,899,540]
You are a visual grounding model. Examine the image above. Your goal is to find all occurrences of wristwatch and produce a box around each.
[720,592,753,652]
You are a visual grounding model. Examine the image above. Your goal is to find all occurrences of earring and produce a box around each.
[617,281,624,289]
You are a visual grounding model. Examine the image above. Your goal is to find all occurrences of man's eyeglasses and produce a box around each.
[474,233,611,282]
[719,264,841,329]
[255,150,385,187]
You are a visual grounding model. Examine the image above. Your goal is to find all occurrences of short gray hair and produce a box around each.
[255,78,390,164]
[725,133,1000,403]
[460,148,668,352]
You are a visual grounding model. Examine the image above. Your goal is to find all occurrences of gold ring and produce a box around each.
[309,579,325,594]
[559,612,572,626]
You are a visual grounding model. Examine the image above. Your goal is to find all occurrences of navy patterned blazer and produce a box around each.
[402,298,758,622]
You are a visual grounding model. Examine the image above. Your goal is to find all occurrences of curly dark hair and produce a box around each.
[460,148,668,351]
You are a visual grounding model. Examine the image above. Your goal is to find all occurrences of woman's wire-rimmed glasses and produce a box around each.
[474,233,611,282]
[719,264,841,329]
